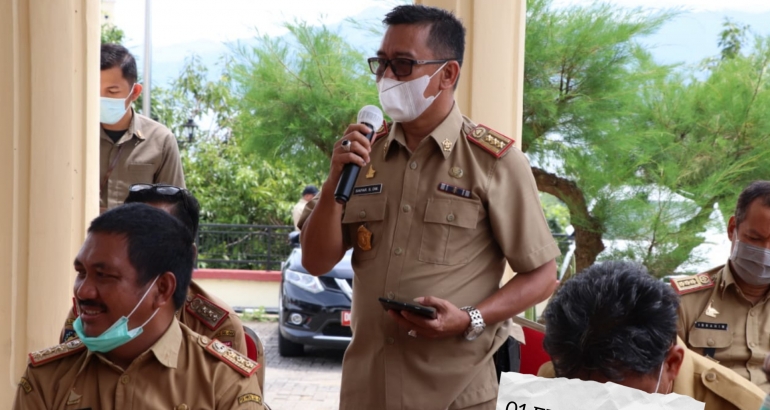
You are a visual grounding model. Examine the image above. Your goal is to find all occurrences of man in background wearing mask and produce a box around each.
[677,180,770,392]
[14,204,263,409]
[298,5,559,409]
[539,261,764,410]
[99,43,185,213]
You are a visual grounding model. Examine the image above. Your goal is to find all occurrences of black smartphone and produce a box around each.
[378,297,437,319]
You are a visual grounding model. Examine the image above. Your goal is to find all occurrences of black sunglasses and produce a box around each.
[367,57,455,77]
[128,183,186,196]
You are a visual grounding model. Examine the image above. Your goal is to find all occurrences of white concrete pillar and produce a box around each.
[0,0,99,404]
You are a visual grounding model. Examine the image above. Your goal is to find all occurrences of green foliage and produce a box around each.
[101,24,125,44]
[229,21,379,178]
[184,136,306,225]
[524,0,770,276]
[719,18,750,60]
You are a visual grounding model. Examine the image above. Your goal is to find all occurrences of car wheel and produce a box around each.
[278,326,305,357]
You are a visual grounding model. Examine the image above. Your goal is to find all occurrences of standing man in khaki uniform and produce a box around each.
[676,181,770,392]
[299,5,560,410]
[539,261,765,410]
[100,44,185,212]
[14,204,263,409]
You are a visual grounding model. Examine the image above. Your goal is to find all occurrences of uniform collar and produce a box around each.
[383,103,464,160]
[99,108,146,146]
[719,263,735,297]
[79,317,182,374]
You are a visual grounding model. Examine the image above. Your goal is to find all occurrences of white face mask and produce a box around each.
[730,237,770,286]
[100,84,136,125]
[377,62,447,123]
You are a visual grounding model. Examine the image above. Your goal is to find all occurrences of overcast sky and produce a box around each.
[112,0,770,49]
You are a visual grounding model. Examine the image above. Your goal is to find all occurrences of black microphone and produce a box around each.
[334,105,384,204]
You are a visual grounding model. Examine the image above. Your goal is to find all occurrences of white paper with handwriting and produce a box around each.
[496,372,705,410]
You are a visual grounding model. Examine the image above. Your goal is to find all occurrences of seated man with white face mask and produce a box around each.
[538,261,764,410]
[676,181,770,392]
[99,44,185,213]
[14,204,263,409]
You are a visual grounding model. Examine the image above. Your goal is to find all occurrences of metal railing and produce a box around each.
[196,223,574,273]
[196,224,295,270]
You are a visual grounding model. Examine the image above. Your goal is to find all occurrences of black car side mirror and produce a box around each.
[288,231,300,248]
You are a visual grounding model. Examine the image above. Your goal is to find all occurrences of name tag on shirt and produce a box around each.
[694,322,728,331]
[354,184,382,195]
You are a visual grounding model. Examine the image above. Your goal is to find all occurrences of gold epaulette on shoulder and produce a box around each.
[199,335,260,377]
[29,339,85,367]
[670,273,715,295]
[186,294,229,330]
[372,120,390,144]
[466,124,515,158]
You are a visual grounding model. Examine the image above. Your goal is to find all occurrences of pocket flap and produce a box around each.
[688,324,732,349]
[342,196,387,223]
[423,198,479,229]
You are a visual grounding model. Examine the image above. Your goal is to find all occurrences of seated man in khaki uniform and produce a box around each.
[58,184,266,391]
[676,181,770,392]
[538,261,764,410]
[14,204,263,409]
[99,43,185,212]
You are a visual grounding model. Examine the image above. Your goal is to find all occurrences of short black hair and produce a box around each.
[735,181,770,226]
[124,186,201,239]
[88,203,194,309]
[543,261,679,381]
[383,5,466,66]
[302,185,319,196]
[101,43,138,85]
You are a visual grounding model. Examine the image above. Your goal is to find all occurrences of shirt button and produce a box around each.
[394,247,403,256]
[120,375,130,384]
[402,204,411,213]
[750,342,757,348]
[705,372,717,382]
[446,213,455,222]
[386,337,395,345]
[751,310,757,317]
[359,211,366,219]
[707,338,715,346]
[387,292,395,299]
[410,162,418,170]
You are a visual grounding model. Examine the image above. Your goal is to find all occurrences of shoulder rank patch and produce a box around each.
[466,124,514,158]
[238,393,263,405]
[29,338,85,367]
[202,336,260,377]
[670,273,715,295]
[18,377,32,394]
[186,294,229,330]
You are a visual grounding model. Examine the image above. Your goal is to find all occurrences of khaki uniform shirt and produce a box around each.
[537,338,765,410]
[100,110,186,211]
[302,104,560,410]
[15,319,264,410]
[677,264,770,392]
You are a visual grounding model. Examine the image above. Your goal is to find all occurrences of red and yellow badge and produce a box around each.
[670,273,715,295]
[357,225,373,251]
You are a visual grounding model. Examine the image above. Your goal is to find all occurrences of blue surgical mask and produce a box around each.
[100,85,135,125]
[73,276,160,353]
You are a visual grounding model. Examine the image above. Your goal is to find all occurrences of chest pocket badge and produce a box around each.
[358,225,373,251]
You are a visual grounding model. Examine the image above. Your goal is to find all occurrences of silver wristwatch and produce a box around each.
[460,306,486,341]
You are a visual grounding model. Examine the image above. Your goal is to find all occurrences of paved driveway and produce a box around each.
[248,321,344,410]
